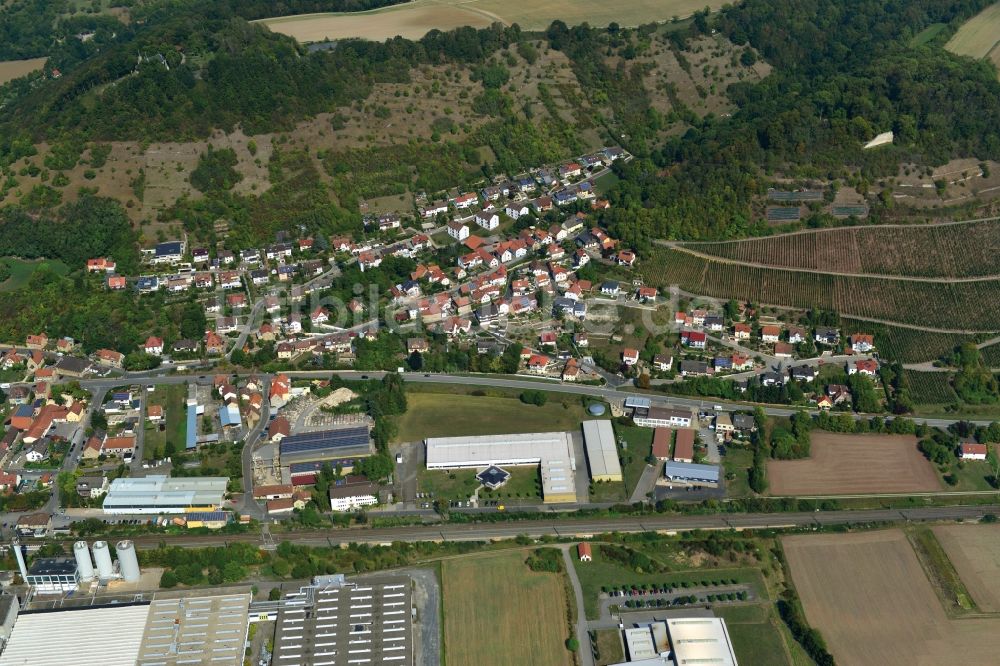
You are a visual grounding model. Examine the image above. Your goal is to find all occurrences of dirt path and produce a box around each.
[657,240,1000,284]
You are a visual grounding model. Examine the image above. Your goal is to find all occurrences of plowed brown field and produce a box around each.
[767,433,941,495]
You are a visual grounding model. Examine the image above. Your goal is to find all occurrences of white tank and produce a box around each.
[92,541,114,580]
[116,540,140,582]
[74,541,95,581]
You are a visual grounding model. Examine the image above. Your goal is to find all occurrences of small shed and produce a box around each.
[578,542,592,562]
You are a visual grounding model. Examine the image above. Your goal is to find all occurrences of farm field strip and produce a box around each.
[0,57,46,85]
[783,530,1000,665]
[932,524,1000,612]
[677,219,1000,278]
[643,247,1000,331]
[442,551,571,666]
[260,0,728,40]
[766,433,942,496]
[946,3,1000,59]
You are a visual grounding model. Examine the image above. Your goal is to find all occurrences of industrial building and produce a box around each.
[634,406,693,429]
[582,419,623,482]
[664,461,720,487]
[102,475,229,514]
[273,574,412,666]
[425,431,578,503]
[665,617,737,666]
[278,425,373,466]
[24,558,79,593]
[136,590,252,665]
[0,589,251,666]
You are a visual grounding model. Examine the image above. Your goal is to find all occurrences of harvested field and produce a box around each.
[261,0,728,40]
[678,219,1000,278]
[932,524,1000,612]
[767,433,941,496]
[946,3,1000,59]
[642,246,1000,331]
[442,551,572,666]
[783,530,1000,666]
[0,57,46,84]
[260,6,495,42]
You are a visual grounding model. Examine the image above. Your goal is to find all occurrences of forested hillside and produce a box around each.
[0,0,995,255]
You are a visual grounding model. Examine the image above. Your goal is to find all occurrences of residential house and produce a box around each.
[681,330,707,349]
[622,348,639,366]
[790,365,816,382]
[562,358,580,382]
[787,326,807,344]
[527,354,550,374]
[850,334,875,353]
[636,286,657,302]
[616,250,636,267]
[452,192,478,210]
[95,349,124,368]
[704,315,724,332]
[204,331,226,355]
[653,354,673,372]
[505,201,531,219]
[849,359,879,377]
[761,325,781,343]
[680,360,711,377]
[107,275,127,290]
[773,342,794,358]
[733,323,751,340]
[960,443,989,460]
[25,334,48,350]
[144,336,164,356]
[600,281,620,297]
[474,211,500,230]
[815,326,840,345]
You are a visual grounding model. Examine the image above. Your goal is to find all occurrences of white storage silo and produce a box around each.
[92,540,114,580]
[116,540,140,582]
[74,541,95,581]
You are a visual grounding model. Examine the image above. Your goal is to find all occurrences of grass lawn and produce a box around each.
[589,479,627,503]
[594,628,625,666]
[393,390,594,443]
[442,551,572,666]
[0,257,68,291]
[723,446,754,497]
[716,604,794,666]
[145,384,187,459]
[938,456,996,492]
[593,170,620,196]
[617,425,653,495]
[572,548,765,620]
[418,466,541,501]
[910,22,946,46]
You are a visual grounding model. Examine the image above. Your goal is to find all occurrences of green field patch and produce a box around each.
[0,257,69,291]
[393,390,595,443]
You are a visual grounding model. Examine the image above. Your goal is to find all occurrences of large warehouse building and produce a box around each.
[273,574,412,666]
[425,431,578,503]
[581,419,623,482]
[278,425,373,467]
[665,617,737,666]
[0,589,252,666]
[102,475,229,514]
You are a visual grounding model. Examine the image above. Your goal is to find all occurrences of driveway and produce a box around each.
[561,546,595,666]
[629,460,663,504]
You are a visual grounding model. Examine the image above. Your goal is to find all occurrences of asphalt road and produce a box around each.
[73,504,1000,551]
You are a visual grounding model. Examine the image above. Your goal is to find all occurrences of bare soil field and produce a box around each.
[932,524,1000,612]
[261,0,729,40]
[946,3,1000,59]
[0,57,46,84]
[767,433,941,496]
[893,158,1000,207]
[783,530,1000,666]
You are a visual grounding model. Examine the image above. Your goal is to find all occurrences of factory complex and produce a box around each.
[0,589,253,666]
[425,431,579,503]
[101,475,229,514]
[273,574,413,666]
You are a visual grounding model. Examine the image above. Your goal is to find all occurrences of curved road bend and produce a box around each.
[97,504,999,551]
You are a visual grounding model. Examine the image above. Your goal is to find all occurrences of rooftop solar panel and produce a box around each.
[280,427,370,456]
